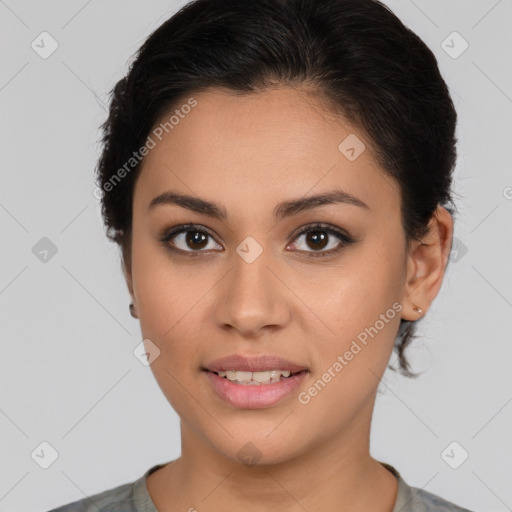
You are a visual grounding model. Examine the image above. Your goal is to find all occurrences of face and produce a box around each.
[127,86,414,466]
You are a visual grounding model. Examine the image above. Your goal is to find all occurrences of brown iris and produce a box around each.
[186,230,208,250]
[305,230,329,250]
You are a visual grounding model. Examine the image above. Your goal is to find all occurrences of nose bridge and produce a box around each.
[214,245,290,335]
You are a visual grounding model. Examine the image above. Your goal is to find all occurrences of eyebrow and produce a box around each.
[148,189,369,221]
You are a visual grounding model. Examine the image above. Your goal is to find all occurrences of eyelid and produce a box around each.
[289,222,352,242]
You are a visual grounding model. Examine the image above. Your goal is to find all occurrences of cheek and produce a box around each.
[295,276,404,422]
[304,243,404,324]
[301,241,405,372]
[130,231,196,345]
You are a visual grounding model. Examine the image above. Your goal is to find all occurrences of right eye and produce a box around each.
[159,224,223,256]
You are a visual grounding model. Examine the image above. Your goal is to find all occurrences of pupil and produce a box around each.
[307,231,328,250]
[186,231,207,249]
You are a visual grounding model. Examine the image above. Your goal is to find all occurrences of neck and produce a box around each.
[147,403,398,512]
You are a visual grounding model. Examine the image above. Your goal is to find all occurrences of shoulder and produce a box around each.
[382,463,475,512]
[409,487,472,512]
[46,463,165,512]
[396,475,475,512]
[46,480,135,512]
[405,484,475,512]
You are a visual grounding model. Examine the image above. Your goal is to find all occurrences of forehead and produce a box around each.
[134,86,400,220]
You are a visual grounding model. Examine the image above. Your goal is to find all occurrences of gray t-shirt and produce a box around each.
[47,462,474,511]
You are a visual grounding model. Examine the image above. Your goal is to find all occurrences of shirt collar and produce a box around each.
[133,461,412,512]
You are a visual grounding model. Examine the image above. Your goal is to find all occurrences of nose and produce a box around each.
[213,249,292,338]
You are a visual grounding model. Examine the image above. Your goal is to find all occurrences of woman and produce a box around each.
[50,0,474,510]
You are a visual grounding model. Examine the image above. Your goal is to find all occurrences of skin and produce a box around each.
[123,86,453,511]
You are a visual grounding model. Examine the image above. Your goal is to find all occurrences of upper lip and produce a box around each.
[204,354,308,373]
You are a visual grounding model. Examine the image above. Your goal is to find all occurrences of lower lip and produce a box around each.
[204,370,308,409]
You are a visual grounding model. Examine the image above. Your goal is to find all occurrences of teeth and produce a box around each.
[216,369,293,384]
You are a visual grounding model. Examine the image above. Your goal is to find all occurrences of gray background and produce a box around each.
[1,1,511,510]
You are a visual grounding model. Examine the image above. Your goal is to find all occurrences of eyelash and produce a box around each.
[159,223,356,259]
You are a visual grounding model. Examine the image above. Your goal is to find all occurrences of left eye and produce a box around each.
[292,230,337,252]
[289,224,354,257]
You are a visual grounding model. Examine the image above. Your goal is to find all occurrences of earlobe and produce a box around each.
[402,205,454,321]
[412,304,423,315]
[129,302,138,319]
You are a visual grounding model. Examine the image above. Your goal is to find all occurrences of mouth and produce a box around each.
[202,354,309,409]
[203,369,308,409]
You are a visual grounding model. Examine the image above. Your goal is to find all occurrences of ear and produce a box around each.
[401,205,454,321]
[121,243,138,317]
